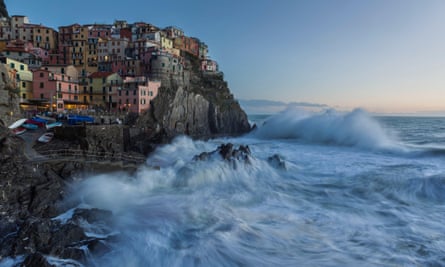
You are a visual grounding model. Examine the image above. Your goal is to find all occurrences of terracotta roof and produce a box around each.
[88,71,115,78]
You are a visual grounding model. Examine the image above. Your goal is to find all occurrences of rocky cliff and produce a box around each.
[0,64,21,126]
[0,0,8,18]
[136,53,251,149]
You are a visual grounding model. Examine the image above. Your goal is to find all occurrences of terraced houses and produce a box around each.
[0,15,219,114]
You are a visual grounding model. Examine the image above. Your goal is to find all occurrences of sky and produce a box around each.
[5,0,445,115]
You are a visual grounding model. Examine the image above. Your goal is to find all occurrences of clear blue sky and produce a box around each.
[6,0,445,114]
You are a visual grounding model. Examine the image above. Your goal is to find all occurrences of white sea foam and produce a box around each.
[56,117,445,266]
[251,108,402,151]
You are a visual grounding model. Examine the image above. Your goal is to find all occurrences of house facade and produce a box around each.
[118,76,160,113]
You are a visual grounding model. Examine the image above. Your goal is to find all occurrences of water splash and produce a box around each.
[251,108,400,151]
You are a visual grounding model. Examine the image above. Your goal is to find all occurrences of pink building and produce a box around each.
[33,69,83,112]
[117,76,160,113]
[201,59,219,72]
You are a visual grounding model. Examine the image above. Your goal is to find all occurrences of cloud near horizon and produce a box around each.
[238,99,329,114]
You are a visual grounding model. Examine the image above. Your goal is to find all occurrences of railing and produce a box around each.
[29,149,146,165]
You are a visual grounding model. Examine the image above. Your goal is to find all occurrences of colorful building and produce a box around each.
[88,71,122,111]
[6,58,33,108]
[33,67,85,112]
[118,76,160,113]
[201,59,218,72]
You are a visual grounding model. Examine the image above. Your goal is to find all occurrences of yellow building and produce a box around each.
[160,34,173,50]
[88,72,122,110]
[6,58,33,108]
[0,40,7,52]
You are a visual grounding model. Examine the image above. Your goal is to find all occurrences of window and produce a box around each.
[39,82,44,88]
[22,93,26,99]
[90,95,93,101]
[40,72,44,78]
[125,90,129,96]
[40,93,44,99]
[133,90,136,95]
[102,95,106,101]
[118,90,121,96]
[22,82,26,88]
[10,62,15,69]
[133,99,136,104]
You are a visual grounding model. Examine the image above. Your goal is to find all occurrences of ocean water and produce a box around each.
[4,108,445,266]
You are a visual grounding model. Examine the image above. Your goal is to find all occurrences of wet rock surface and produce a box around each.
[0,123,118,264]
[194,143,251,163]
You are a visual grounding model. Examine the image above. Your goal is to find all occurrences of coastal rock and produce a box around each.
[0,0,8,18]
[194,143,251,163]
[267,154,287,170]
[135,54,251,150]
[0,64,21,126]
[21,252,53,267]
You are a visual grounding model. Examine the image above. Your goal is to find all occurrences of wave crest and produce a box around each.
[251,108,399,150]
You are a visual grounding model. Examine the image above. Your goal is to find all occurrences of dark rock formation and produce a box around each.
[267,154,287,170]
[193,143,251,164]
[135,54,251,151]
[0,123,117,265]
[0,64,21,126]
[0,0,8,18]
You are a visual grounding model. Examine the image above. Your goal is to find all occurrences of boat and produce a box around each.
[67,115,94,125]
[37,132,54,143]
[12,126,27,135]
[22,123,39,130]
[8,118,27,129]
[46,121,63,130]
[25,119,45,128]
[36,114,56,122]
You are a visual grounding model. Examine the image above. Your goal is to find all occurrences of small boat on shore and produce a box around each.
[46,121,63,130]
[12,126,27,135]
[67,115,94,125]
[25,119,45,128]
[37,132,54,143]
[36,114,56,122]
[22,123,39,130]
[8,118,27,129]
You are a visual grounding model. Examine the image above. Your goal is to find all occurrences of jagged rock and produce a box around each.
[194,143,251,163]
[0,0,8,18]
[21,252,53,267]
[267,154,287,170]
[71,208,113,225]
[135,54,251,151]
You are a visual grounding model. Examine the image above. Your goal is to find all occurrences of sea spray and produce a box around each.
[251,108,401,151]
[44,115,445,267]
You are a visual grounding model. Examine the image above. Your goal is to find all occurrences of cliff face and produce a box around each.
[0,64,21,126]
[137,54,251,145]
[0,0,8,18]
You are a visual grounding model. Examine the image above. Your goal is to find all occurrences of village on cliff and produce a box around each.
[0,14,220,115]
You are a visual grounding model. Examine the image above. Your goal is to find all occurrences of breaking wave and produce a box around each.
[251,108,401,151]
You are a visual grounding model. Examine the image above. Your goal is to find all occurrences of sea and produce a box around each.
[3,108,445,266]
